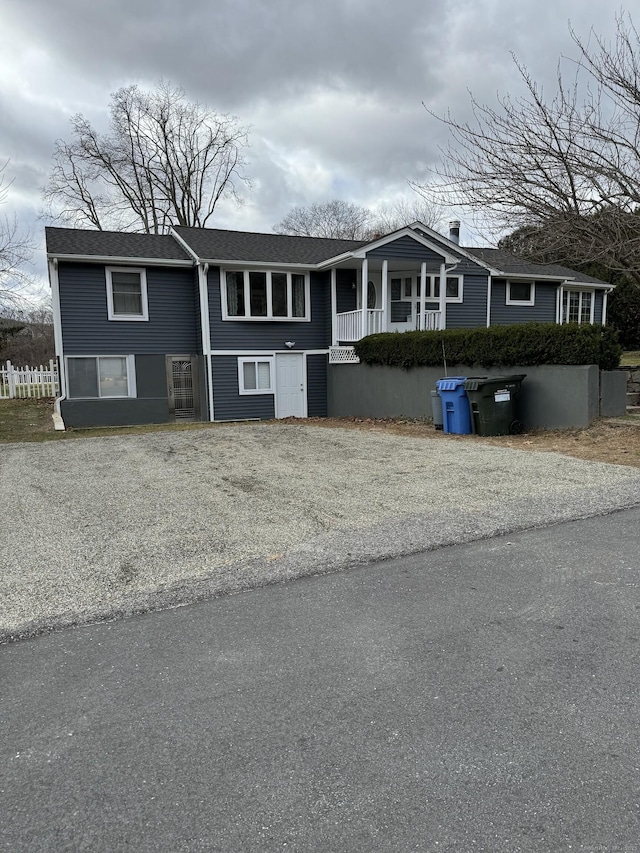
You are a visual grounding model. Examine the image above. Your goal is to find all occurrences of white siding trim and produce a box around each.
[486,275,492,327]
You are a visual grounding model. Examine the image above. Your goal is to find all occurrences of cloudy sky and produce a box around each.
[0,0,631,295]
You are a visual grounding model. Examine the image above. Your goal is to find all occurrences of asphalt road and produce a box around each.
[2,508,640,852]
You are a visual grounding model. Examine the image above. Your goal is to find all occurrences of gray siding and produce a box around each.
[60,398,170,428]
[337,269,357,313]
[490,279,557,325]
[208,267,331,350]
[366,235,444,262]
[594,290,604,324]
[307,354,328,417]
[211,356,275,421]
[446,274,488,329]
[59,263,199,355]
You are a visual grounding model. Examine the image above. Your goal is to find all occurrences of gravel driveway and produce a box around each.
[2,422,640,641]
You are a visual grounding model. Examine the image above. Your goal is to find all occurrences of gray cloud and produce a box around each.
[0,0,627,287]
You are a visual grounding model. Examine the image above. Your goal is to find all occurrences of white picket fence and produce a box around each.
[0,360,59,399]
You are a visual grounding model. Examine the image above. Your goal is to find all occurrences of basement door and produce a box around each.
[275,353,306,419]
[167,356,198,421]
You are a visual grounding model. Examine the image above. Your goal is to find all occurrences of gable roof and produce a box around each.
[173,226,366,264]
[464,248,609,285]
[45,227,193,262]
[44,224,610,286]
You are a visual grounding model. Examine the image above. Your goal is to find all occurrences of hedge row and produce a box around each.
[353,323,622,371]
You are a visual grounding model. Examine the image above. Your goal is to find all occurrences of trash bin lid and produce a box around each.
[436,377,467,391]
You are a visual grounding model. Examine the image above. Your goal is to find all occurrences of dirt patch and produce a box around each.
[300,416,640,468]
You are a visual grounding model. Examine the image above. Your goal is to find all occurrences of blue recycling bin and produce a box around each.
[436,377,473,435]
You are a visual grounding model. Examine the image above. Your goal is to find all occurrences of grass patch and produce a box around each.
[621,351,640,367]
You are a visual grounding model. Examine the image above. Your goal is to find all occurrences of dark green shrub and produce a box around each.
[354,323,621,371]
[607,279,640,350]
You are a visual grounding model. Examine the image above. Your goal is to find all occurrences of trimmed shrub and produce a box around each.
[353,323,621,371]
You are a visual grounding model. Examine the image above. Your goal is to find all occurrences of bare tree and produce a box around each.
[273,200,375,239]
[422,13,640,284]
[43,82,250,233]
[274,196,444,240]
[0,162,35,311]
[0,303,54,365]
[371,196,445,234]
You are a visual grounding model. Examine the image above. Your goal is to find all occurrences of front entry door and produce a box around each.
[167,356,198,421]
[275,353,306,418]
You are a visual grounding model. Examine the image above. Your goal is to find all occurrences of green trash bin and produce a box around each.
[463,375,526,436]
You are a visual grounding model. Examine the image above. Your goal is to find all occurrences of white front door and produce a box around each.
[275,353,306,418]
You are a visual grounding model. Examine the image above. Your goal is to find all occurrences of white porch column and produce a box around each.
[602,290,608,326]
[419,262,427,331]
[361,258,368,339]
[381,259,388,333]
[330,268,337,345]
[558,285,564,324]
[438,262,447,330]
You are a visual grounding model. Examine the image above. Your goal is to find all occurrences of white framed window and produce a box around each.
[238,357,274,395]
[106,268,148,321]
[66,355,137,399]
[562,289,594,324]
[506,281,535,306]
[427,274,463,302]
[222,270,310,321]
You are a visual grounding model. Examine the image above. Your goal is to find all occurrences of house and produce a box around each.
[45,221,613,428]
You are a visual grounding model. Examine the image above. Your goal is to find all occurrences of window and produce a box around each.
[506,281,535,305]
[223,270,309,320]
[66,356,136,398]
[562,290,593,324]
[106,268,148,320]
[427,275,463,302]
[238,357,274,394]
[390,277,412,322]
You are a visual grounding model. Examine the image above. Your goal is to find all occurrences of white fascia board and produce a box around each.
[316,251,356,269]
[46,253,194,267]
[349,227,459,264]
[210,259,315,270]
[169,228,200,262]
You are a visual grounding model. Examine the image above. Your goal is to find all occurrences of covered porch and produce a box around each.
[329,255,454,345]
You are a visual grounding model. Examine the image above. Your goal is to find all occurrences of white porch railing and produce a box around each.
[417,311,443,331]
[336,309,384,342]
[0,360,59,399]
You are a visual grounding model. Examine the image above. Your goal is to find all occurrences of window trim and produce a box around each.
[65,355,137,399]
[221,269,311,322]
[562,288,595,324]
[423,274,464,303]
[506,280,536,306]
[237,356,275,395]
[106,267,149,321]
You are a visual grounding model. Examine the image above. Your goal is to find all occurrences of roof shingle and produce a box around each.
[173,226,365,264]
[45,227,193,261]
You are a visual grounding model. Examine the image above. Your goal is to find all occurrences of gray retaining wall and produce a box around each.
[328,364,627,429]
